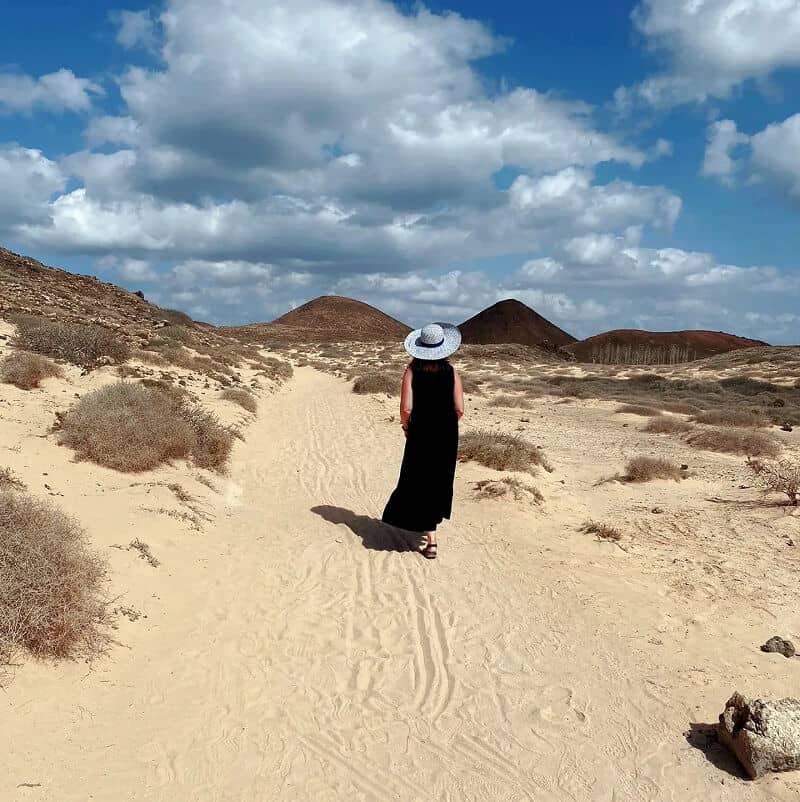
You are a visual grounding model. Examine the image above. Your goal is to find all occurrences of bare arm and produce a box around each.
[400,367,413,429]
[453,369,465,420]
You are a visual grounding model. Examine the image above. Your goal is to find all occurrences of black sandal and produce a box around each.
[421,541,438,559]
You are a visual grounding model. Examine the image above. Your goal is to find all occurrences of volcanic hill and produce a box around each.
[226,296,412,343]
[0,246,202,346]
[459,299,576,351]
[567,329,769,363]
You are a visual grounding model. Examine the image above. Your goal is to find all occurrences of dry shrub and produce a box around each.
[693,409,768,428]
[488,395,531,408]
[687,428,781,458]
[0,488,107,664]
[221,388,258,413]
[58,382,234,472]
[258,356,293,381]
[0,467,25,490]
[474,477,543,503]
[625,456,684,482]
[616,404,663,417]
[660,401,702,415]
[353,373,397,395]
[643,416,694,435]
[459,430,552,474]
[180,403,235,471]
[13,317,130,368]
[580,520,622,542]
[1,351,62,390]
[746,457,800,505]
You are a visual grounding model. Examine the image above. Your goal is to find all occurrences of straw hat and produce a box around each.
[404,322,462,360]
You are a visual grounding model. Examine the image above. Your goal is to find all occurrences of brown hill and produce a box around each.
[459,299,576,351]
[567,329,769,365]
[226,296,412,343]
[0,246,197,345]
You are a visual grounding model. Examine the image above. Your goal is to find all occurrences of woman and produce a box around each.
[382,322,464,559]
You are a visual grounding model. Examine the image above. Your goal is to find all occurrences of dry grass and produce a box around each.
[1,351,63,390]
[0,467,26,490]
[643,416,694,435]
[129,538,160,568]
[616,404,663,417]
[624,456,685,482]
[692,409,769,428]
[580,520,622,542]
[746,458,800,505]
[221,388,258,413]
[353,373,397,395]
[459,431,552,474]
[473,477,543,504]
[0,488,107,665]
[687,428,781,458]
[58,382,234,473]
[13,316,130,368]
[488,395,532,408]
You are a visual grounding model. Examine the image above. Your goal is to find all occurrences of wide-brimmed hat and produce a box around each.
[404,322,462,360]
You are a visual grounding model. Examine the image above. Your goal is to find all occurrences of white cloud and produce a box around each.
[0,147,66,227]
[0,69,101,114]
[618,0,800,109]
[113,9,159,50]
[701,120,749,184]
[700,113,800,202]
[750,113,800,200]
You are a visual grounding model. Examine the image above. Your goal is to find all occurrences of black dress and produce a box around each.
[382,362,459,533]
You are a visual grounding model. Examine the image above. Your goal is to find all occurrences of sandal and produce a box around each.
[421,541,438,559]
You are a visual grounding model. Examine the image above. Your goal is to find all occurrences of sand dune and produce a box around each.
[5,362,800,801]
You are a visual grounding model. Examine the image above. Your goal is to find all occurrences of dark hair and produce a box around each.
[410,357,451,373]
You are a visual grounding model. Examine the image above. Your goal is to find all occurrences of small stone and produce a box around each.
[761,637,796,658]
[782,424,794,432]
[680,464,689,471]
[651,507,664,514]
[788,539,795,547]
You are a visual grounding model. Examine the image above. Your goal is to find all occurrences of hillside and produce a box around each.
[567,329,768,364]
[459,299,576,351]
[225,296,412,342]
[0,246,195,346]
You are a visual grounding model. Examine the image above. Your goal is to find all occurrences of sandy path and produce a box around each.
[6,367,800,801]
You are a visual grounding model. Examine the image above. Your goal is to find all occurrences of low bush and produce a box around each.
[625,456,684,482]
[488,395,531,408]
[58,382,234,472]
[580,520,622,542]
[1,351,62,390]
[643,416,694,435]
[221,388,258,413]
[616,404,663,417]
[473,477,543,503]
[459,431,552,474]
[0,467,25,490]
[687,428,781,458]
[746,457,800,505]
[353,373,397,395]
[692,409,768,428]
[0,488,107,665]
[13,317,130,368]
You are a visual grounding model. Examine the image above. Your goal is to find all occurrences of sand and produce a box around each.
[4,353,800,801]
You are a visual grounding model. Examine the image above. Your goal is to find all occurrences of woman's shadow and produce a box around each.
[311,506,422,553]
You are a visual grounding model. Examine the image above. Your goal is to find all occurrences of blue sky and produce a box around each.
[1,0,799,342]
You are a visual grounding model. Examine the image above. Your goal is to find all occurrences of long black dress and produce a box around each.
[382,362,459,533]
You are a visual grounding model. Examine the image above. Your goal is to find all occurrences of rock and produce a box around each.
[718,692,800,778]
[651,506,664,514]
[761,636,796,658]
[782,423,794,432]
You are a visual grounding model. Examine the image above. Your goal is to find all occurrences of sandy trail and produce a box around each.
[6,367,800,801]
